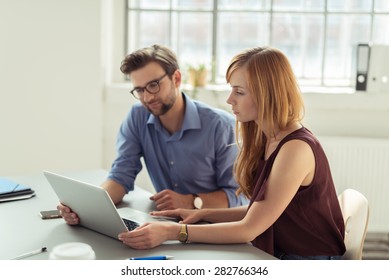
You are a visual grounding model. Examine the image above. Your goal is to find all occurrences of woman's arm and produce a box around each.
[119,140,315,249]
[151,205,248,224]
[199,206,248,223]
[185,139,316,244]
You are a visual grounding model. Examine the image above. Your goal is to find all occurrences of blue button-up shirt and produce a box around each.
[108,93,248,207]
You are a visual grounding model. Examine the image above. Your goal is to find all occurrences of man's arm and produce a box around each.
[194,190,228,208]
[101,179,126,205]
[213,113,248,207]
[150,189,228,210]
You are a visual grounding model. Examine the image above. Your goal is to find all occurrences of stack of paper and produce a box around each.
[0,178,35,202]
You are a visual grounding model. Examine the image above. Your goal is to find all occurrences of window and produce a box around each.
[126,0,389,89]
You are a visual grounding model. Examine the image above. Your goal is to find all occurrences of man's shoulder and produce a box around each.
[193,100,234,123]
[130,102,146,112]
[123,103,150,126]
[129,102,149,117]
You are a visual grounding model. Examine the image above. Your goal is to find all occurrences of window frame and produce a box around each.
[122,0,389,93]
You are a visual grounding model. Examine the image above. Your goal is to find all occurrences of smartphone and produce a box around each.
[39,210,62,219]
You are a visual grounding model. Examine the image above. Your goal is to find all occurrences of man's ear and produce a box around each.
[173,70,182,87]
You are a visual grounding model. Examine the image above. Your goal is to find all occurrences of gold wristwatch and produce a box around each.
[178,224,188,243]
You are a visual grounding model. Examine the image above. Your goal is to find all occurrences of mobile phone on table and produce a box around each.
[39,210,62,219]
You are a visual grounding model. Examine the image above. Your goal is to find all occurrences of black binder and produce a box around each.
[356,43,371,91]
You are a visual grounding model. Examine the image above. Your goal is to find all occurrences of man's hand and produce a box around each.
[149,189,194,210]
[57,203,80,225]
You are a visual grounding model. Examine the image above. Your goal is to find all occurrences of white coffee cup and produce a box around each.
[49,242,96,260]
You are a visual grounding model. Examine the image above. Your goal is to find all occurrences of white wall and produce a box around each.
[103,85,389,194]
[0,0,103,176]
[303,92,389,139]
[2,0,389,202]
[103,88,389,161]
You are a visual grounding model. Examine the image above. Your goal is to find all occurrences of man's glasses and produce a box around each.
[130,73,168,99]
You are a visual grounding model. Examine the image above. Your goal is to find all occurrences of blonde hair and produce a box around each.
[226,47,305,198]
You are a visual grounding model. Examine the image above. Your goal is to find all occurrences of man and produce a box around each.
[59,45,246,224]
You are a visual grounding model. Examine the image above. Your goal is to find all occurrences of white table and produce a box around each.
[0,169,276,260]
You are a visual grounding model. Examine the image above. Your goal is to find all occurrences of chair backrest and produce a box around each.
[338,188,369,260]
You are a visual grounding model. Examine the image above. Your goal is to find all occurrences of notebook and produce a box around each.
[43,170,173,240]
[0,178,35,202]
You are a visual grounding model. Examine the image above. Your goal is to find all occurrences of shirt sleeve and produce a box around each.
[213,114,249,207]
[107,106,143,192]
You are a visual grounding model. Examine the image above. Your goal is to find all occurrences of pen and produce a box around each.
[128,255,174,260]
[11,247,47,260]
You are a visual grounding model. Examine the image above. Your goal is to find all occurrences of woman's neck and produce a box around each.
[263,122,302,160]
[265,122,302,140]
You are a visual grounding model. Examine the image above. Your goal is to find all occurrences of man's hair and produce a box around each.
[120,44,179,77]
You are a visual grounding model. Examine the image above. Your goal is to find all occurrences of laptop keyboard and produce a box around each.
[123,218,139,231]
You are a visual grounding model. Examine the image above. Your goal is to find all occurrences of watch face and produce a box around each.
[178,232,188,242]
[194,196,203,209]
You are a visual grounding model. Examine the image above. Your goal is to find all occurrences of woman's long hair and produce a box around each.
[226,47,305,198]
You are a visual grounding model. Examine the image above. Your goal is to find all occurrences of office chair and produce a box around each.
[338,188,370,260]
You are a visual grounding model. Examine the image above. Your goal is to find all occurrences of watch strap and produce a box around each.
[179,224,188,243]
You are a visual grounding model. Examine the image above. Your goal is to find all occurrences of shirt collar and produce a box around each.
[147,92,201,133]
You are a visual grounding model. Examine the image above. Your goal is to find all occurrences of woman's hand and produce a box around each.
[118,222,180,250]
[150,208,205,224]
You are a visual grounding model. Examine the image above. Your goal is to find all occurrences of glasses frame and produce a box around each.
[130,73,168,99]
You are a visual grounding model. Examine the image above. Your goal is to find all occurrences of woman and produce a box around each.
[118,46,346,260]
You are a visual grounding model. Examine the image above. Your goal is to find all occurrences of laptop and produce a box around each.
[43,170,173,240]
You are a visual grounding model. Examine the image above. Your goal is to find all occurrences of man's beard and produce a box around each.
[146,86,177,116]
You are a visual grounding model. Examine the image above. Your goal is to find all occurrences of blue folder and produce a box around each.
[0,178,35,202]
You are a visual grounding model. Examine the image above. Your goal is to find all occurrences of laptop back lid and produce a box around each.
[43,170,128,240]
